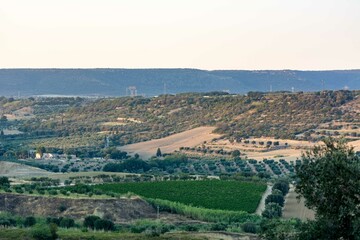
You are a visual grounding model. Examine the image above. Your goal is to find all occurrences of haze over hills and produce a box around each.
[0,69,359,97]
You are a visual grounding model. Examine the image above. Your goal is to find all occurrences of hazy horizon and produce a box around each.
[1,0,359,70]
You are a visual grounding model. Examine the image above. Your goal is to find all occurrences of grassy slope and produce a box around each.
[95,180,267,213]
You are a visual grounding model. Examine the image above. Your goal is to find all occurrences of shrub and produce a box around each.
[0,216,16,228]
[59,218,75,228]
[262,203,282,219]
[265,193,285,207]
[48,189,58,195]
[273,180,290,196]
[242,222,257,233]
[58,204,67,212]
[84,215,101,229]
[0,176,10,188]
[210,222,227,231]
[94,219,115,231]
[31,224,57,240]
[24,216,36,227]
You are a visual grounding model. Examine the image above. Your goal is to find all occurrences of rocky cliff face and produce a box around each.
[0,193,156,222]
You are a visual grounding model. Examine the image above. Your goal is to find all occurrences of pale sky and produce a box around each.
[1,0,359,70]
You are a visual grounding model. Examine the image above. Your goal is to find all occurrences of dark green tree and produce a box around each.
[231,150,241,158]
[83,215,101,229]
[296,138,360,239]
[24,216,36,227]
[0,177,10,188]
[94,219,115,231]
[272,180,290,196]
[265,193,285,207]
[262,203,282,219]
[59,218,75,228]
[156,148,162,157]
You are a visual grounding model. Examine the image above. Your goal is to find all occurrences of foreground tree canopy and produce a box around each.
[295,138,360,240]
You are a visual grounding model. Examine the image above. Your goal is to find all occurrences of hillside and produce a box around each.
[0,69,360,97]
[1,91,359,160]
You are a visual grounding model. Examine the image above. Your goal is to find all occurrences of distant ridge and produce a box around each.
[0,69,359,97]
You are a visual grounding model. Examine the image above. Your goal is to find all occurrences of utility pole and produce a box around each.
[157,206,160,219]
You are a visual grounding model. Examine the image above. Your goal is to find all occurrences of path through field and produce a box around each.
[119,126,221,159]
[282,185,315,220]
[255,185,272,215]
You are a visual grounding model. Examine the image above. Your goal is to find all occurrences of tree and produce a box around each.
[0,177,10,188]
[156,148,162,157]
[265,193,285,207]
[84,215,101,229]
[272,180,290,196]
[59,218,75,228]
[262,203,282,219]
[295,138,360,239]
[0,115,7,122]
[260,219,300,240]
[231,150,241,158]
[94,219,115,231]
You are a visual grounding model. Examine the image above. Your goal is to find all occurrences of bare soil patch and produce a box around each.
[349,139,360,152]
[282,185,315,221]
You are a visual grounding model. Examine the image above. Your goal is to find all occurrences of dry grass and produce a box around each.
[0,161,50,178]
[119,126,221,159]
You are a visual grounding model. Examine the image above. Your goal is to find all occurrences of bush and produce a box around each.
[24,216,36,227]
[48,189,58,195]
[262,203,282,219]
[0,216,17,228]
[273,180,290,196]
[265,193,285,207]
[59,218,75,228]
[242,222,257,233]
[0,176,10,188]
[58,204,67,212]
[210,222,227,231]
[84,215,101,229]
[94,219,115,231]
[31,224,57,240]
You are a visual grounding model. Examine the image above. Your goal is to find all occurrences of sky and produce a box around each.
[0,0,359,70]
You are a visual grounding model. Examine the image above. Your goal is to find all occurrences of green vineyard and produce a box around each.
[95,180,266,213]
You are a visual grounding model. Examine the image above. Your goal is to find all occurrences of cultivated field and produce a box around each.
[282,185,315,220]
[0,161,50,178]
[119,126,221,159]
[194,137,317,161]
[49,171,136,182]
[94,180,267,213]
[349,139,360,152]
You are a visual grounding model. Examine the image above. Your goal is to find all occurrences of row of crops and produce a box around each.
[142,158,299,177]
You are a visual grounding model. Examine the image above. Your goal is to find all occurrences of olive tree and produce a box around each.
[295,138,360,239]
